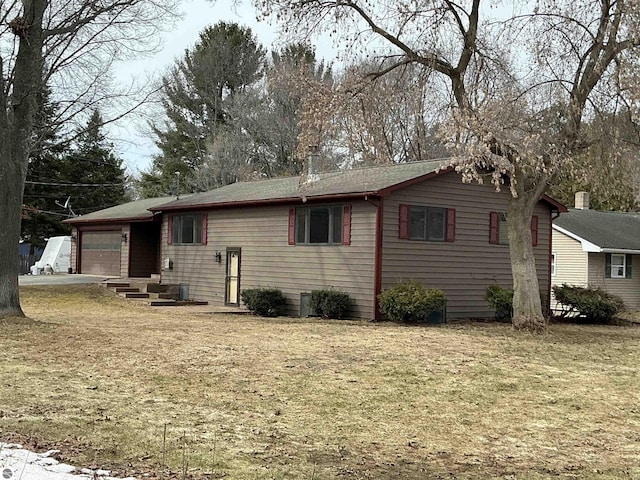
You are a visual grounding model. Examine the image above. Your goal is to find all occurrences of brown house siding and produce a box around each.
[161,202,377,318]
[381,172,551,319]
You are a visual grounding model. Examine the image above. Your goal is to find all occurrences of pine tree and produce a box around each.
[21,89,70,251]
[138,22,266,197]
[63,110,128,216]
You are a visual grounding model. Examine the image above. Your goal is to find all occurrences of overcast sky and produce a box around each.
[111,0,335,176]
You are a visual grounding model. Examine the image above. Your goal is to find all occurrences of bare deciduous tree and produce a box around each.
[253,0,640,331]
[298,60,450,167]
[0,0,177,318]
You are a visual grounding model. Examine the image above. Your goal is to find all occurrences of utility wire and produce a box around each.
[25,180,124,187]
[21,207,73,218]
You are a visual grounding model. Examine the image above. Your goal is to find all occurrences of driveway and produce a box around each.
[18,274,112,286]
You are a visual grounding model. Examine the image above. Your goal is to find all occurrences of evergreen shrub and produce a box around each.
[552,284,624,323]
[378,280,446,323]
[241,288,286,317]
[310,289,351,319]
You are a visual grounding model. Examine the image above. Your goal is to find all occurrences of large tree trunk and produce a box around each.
[0,149,27,318]
[0,0,46,318]
[507,195,547,332]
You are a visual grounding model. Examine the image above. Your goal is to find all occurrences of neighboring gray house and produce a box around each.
[64,197,175,277]
[552,192,640,311]
[150,160,565,320]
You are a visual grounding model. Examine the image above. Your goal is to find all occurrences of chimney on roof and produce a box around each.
[575,191,589,210]
[304,145,320,184]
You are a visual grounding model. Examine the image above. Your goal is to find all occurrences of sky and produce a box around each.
[111,0,335,176]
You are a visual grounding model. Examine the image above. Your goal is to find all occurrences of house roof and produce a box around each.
[63,196,177,225]
[553,208,640,252]
[150,160,566,212]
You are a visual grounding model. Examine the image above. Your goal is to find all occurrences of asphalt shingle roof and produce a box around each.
[64,196,177,224]
[152,160,448,211]
[554,208,640,251]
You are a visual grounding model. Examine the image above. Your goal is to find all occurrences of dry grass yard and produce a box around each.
[1,285,639,479]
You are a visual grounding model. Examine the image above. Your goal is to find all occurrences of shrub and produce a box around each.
[377,280,446,323]
[241,288,286,317]
[485,284,513,321]
[310,288,351,319]
[552,284,624,323]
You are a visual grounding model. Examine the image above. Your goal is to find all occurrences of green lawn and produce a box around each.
[0,284,639,479]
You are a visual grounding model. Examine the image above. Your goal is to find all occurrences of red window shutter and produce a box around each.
[288,208,296,245]
[446,208,456,242]
[342,205,352,245]
[531,215,538,247]
[489,212,499,244]
[399,204,409,239]
[167,214,173,245]
[201,213,208,245]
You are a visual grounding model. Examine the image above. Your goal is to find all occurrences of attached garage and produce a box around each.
[64,196,174,279]
[80,230,122,276]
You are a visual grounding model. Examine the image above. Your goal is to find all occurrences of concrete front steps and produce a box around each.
[103,280,208,307]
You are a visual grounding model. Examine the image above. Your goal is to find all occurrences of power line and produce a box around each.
[25,180,124,187]
[21,207,73,218]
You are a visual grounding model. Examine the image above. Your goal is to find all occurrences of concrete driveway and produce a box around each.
[18,274,112,286]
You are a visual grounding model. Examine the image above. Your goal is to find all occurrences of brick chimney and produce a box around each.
[575,191,589,210]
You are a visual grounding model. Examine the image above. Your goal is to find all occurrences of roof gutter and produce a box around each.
[150,192,381,213]
[600,248,640,255]
[63,216,157,225]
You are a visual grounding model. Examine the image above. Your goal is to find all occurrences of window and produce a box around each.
[409,206,446,241]
[490,212,538,246]
[399,204,455,242]
[168,213,207,245]
[551,253,556,276]
[289,205,351,245]
[606,253,632,279]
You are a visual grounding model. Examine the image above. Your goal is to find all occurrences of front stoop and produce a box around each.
[101,280,207,307]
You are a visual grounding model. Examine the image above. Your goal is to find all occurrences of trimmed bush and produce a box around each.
[310,288,351,319]
[241,288,286,317]
[378,280,446,323]
[485,284,513,321]
[552,284,624,323]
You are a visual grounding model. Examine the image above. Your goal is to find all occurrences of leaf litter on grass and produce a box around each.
[0,284,638,479]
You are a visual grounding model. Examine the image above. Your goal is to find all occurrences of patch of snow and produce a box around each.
[0,443,136,480]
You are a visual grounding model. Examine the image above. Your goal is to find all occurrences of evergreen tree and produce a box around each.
[21,89,70,251]
[139,22,266,197]
[63,110,128,216]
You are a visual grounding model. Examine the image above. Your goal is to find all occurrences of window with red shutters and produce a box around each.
[399,204,453,242]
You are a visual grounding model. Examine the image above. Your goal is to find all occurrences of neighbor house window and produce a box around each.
[551,253,556,276]
[289,205,351,245]
[168,213,207,245]
[490,212,539,247]
[606,253,632,279]
[399,204,455,242]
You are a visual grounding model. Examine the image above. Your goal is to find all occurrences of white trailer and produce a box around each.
[30,236,72,275]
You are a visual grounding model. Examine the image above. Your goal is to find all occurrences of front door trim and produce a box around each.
[224,247,241,306]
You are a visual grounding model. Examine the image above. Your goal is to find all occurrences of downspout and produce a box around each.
[365,196,383,320]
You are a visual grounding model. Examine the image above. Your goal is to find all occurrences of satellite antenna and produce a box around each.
[55,196,76,217]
